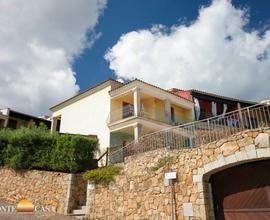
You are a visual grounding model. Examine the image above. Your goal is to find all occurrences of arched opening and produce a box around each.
[209,159,270,220]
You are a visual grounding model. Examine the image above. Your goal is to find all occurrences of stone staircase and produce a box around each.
[69,205,87,219]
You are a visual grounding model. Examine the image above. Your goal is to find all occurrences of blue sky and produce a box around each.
[74,0,211,89]
[0,0,270,114]
[74,0,270,91]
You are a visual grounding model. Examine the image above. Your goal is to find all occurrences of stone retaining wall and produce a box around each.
[0,169,87,214]
[87,128,270,219]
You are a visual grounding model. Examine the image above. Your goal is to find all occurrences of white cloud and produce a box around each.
[0,0,106,115]
[105,0,270,101]
[116,78,125,83]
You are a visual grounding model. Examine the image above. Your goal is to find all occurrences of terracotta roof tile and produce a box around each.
[170,88,256,105]
[109,78,194,103]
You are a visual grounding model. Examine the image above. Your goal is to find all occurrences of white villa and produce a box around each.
[50,79,195,155]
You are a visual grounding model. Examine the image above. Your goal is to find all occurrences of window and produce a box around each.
[0,119,4,128]
[171,107,175,122]
[56,119,61,132]
[122,102,134,119]
[7,119,17,129]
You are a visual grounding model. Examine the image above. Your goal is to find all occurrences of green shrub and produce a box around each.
[3,126,54,170]
[50,134,98,173]
[0,129,12,165]
[2,125,53,170]
[150,155,174,171]
[83,165,122,185]
[0,125,98,172]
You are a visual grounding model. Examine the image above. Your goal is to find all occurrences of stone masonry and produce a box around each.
[66,173,88,213]
[87,128,270,220]
[0,169,87,214]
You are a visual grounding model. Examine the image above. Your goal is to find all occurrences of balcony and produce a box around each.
[107,105,135,124]
[107,105,187,126]
[108,84,194,140]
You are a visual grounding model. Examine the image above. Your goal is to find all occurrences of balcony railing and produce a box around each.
[107,105,135,124]
[140,110,167,124]
[107,106,186,126]
[108,100,270,164]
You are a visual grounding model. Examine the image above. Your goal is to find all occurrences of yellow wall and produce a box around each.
[111,99,123,113]
[172,104,194,124]
[154,99,167,123]
[141,97,155,119]
[110,95,134,122]
[110,94,194,125]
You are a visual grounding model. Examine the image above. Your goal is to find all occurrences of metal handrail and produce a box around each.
[108,100,270,164]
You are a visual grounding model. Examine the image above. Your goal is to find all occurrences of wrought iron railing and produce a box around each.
[108,100,270,164]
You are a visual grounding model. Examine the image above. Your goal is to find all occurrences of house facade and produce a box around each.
[108,79,194,148]
[50,79,195,155]
[171,89,256,120]
[0,108,51,129]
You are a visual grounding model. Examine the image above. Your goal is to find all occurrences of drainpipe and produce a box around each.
[165,171,177,220]
[170,180,176,220]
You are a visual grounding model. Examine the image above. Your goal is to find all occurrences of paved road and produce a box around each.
[0,200,78,220]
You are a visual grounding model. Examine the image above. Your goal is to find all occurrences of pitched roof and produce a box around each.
[0,108,51,123]
[171,88,257,105]
[109,78,194,103]
[50,78,124,112]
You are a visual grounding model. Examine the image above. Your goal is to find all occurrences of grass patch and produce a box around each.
[83,165,122,185]
[150,155,174,172]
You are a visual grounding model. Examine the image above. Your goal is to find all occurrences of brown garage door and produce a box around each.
[210,160,270,220]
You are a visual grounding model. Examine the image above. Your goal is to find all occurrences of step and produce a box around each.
[77,205,87,211]
[74,216,85,219]
[68,215,85,219]
[72,209,86,215]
